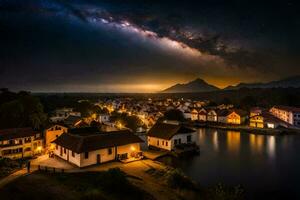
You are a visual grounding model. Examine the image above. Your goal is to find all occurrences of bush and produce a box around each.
[166,169,196,190]
[209,183,244,200]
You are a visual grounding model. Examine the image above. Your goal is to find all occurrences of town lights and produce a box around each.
[130,146,136,151]
[37,146,42,152]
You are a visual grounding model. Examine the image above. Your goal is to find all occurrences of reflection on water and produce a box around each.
[177,128,300,199]
[212,130,218,151]
[249,134,264,154]
[227,131,240,154]
[267,136,276,159]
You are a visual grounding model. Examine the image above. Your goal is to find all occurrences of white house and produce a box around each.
[190,109,199,121]
[147,122,196,151]
[207,110,218,122]
[52,130,144,167]
[198,108,207,121]
[98,114,110,123]
[270,106,300,127]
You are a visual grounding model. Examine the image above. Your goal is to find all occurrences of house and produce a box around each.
[50,108,81,122]
[250,111,291,129]
[270,106,300,127]
[207,110,218,122]
[44,125,68,149]
[227,109,248,125]
[249,114,264,128]
[190,109,198,121]
[52,129,143,167]
[217,110,230,124]
[98,113,110,123]
[147,121,196,151]
[0,128,43,159]
[64,115,84,128]
[198,108,207,121]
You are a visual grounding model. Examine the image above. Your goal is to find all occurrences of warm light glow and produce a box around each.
[37,146,42,151]
[130,146,136,151]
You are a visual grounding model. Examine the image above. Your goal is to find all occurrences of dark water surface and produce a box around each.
[161,128,300,199]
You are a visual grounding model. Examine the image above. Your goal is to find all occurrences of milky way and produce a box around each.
[0,0,299,92]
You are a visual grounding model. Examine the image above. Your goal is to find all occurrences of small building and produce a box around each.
[217,110,230,124]
[227,109,248,125]
[52,130,143,167]
[190,109,199,121]
[147,122,196,151]
[44,125,68,149]
[270,106,300,127]
[198,108,207,121]
[250,111,291,129]
[207,110,218,122]
[98,113,110,123]
[0,128,43,159]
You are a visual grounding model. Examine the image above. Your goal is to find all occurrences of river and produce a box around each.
[143,128,300,199]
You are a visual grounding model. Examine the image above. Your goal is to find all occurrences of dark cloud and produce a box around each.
[0,0,299,92]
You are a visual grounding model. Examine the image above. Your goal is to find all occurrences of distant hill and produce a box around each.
[224,76,300,90]
[161,78,219,93]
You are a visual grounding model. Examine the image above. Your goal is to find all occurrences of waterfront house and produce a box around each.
[147,121,196,151]
[190,109,199,121]
[0,128,43,159]
[198,108,207,121]
[207,109,218,122]
[52,129,143,167]
[44,125,68,149]
[270,106,300,127]
[227,109,248,125]
[98,113,110,123]
[250,111,291,129]
[217,109,230,124]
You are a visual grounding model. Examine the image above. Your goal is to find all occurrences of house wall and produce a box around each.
[218,116,228,124]
[117,143,140,157]
[250,116,264,128]
[148,132,196,151]
[45,125,68,148]
[0,136,43,159]
[199,114,207,121]
[227,112,242,124]
[53,143,141,167]
[270,108,293,125]
[148,136,172,151]
[191,113,198,121]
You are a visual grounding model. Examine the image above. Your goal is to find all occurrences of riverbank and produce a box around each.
[190,121,300,135]
[0,158,245,200]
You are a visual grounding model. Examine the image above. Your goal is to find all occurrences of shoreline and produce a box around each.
[187,121,300,135]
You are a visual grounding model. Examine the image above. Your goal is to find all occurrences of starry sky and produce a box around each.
[0,0,299,92]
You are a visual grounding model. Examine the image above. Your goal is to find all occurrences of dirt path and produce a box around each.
[0,169,29,188]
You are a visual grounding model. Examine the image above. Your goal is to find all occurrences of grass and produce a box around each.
[0,168,154,200]
[0,158,28,178]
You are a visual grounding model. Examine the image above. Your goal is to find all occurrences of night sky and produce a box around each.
[0,0,299,92]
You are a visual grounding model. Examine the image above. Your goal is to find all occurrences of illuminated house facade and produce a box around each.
[44,125,68,149]
[227,110,247,125]
[270,106,300,127]
[147,121,196,151]
[0,128,43,159]
[52,129,143,167]
[207,110,218,122]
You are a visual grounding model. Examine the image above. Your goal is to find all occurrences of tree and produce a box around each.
[0,90,47,129]
[164,109,185,122]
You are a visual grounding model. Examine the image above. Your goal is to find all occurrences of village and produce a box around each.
[1,97,300,166]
